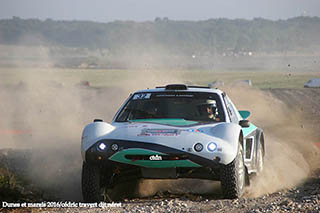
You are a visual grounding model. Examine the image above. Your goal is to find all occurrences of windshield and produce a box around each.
[116,92,225,123]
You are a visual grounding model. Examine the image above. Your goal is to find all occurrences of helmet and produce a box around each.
[204,99,216,106]
[198,99,217,116]
[198,99,217,108]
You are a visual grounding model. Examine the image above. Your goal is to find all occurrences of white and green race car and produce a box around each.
[81,84,265,201]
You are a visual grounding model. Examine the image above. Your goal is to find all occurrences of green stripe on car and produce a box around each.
[109,148,201,168]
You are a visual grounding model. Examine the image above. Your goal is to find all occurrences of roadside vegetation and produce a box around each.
[0,151,48,203]
[0,68,319,89]
[1,16,320,69]
[1,16,320,53]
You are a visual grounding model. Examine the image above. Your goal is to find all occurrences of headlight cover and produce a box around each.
[97,142,107,151]
[207,142,217,152]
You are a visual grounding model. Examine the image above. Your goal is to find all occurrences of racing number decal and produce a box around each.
[133,93,151,100]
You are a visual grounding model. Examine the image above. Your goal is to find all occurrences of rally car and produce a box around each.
[81,84,265,201]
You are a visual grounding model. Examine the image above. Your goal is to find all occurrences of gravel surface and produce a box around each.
[1,88,320,213]
[22,169,319,212]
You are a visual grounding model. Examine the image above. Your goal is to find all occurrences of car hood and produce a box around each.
[108,120,217,140]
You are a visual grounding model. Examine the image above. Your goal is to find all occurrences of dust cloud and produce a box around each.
[1,55,319,200]
[0,60,185,200]
[223,86,320,197]
[0,76,120,200]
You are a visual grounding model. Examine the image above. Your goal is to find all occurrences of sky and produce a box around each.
[0,0,320,22]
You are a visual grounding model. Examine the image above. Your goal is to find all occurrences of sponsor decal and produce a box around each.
[121,125,140,128]
[149,155,162,160]
[138,128,180,136]
[155,94,194,98]
[137,128,204,136]
[186,129,203,133]
[132,93,151,100]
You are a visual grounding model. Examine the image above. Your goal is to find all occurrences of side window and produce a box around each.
[224,96,238,123]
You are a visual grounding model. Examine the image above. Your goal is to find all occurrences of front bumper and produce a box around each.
[85,139,223,169]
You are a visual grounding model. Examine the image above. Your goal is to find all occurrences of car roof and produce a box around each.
[134,84,224,96]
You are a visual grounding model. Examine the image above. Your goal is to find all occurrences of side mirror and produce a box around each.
[239,110,251,120]
[239,120,250,128]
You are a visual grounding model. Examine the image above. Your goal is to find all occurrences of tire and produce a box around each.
[256,142,264,174]
[82,161,104,202]
[220,144,246,199]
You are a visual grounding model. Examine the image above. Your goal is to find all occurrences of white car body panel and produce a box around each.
[81,120,241,165]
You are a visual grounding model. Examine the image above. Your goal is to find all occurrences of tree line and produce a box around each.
[0,16,320,55]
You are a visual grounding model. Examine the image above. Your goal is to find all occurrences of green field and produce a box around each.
[0,67,319,89]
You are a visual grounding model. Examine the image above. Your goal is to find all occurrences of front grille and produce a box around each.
[125,154,188,161]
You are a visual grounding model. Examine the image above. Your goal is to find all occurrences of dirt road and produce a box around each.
[1,87,320,212]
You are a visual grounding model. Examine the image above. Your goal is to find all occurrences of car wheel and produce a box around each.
[256,143,264,174]
[220,144,246,199]
[82,161,104,202]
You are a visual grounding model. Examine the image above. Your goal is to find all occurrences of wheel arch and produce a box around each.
[211,123,244,164]
[81,122,115,160]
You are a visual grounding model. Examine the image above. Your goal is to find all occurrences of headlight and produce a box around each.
[98,142,107,151]
[207,142,217,152]
[194,143,203,152]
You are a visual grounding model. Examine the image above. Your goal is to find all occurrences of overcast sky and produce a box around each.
[1,0,320,22]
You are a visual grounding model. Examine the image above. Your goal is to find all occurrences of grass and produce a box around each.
[0,67,319,89]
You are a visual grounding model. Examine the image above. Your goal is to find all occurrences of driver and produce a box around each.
[198,100,219,121]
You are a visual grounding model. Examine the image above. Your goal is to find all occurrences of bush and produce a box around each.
[0,168,23,202]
